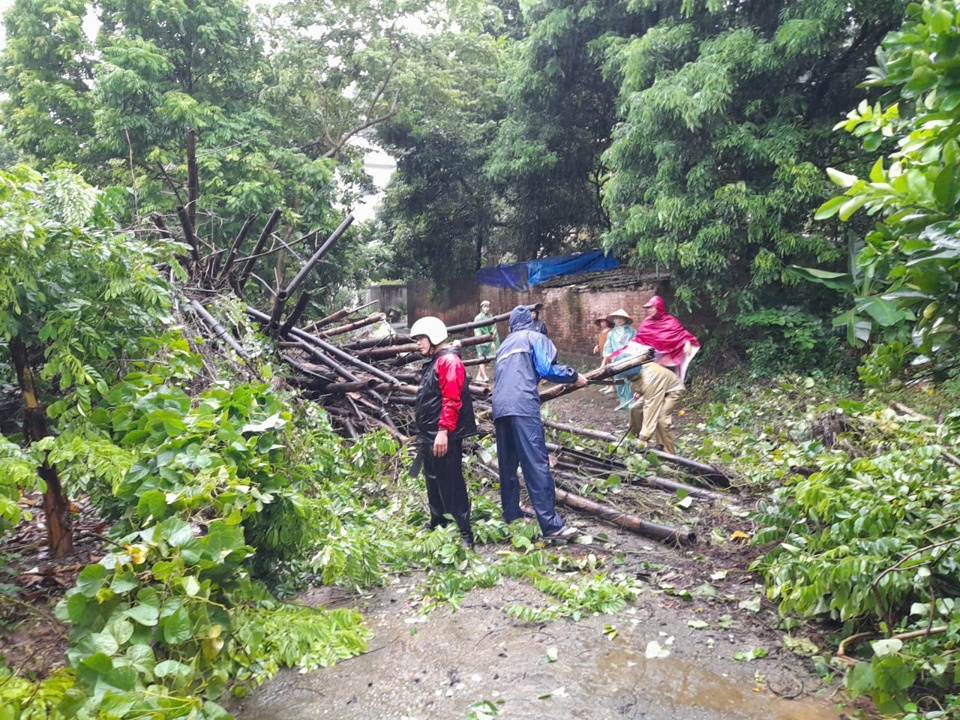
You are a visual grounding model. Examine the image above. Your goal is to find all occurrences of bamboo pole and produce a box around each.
[218,214,256,281]
[237,208,282,292]
[318,313,385,338]
[175,204,202,265]
[443,304,538,335]
[320,379,380,394]
[341,334,414,352]
[542,419,731,486]
[185,129,199,228]
[189,299,249,358]
[554,487,696,546]
[279,291,312,338]
[358,333,493,360]
[539,353,655,402]
[473,449,694,546]
[303,300,378,333]
[247,307,403,387]
[283,214,354,297]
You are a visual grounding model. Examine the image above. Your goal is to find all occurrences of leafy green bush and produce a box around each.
[752,406,960,715]
[736,306,854,376]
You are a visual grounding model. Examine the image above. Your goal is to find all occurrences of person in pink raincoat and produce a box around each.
[636,296,700,383]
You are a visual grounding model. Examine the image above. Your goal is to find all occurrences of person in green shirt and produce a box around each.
[473,300,500,383]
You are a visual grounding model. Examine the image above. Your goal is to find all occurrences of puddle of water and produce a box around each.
[592,648,836,720]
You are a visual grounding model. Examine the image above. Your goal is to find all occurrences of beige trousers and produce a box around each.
[627,363,684,454]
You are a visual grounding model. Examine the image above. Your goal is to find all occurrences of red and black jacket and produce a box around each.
[415,347,477,445]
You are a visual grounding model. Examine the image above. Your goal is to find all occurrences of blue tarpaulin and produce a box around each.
[475,261,528,291]
[476,250,619,290]
[526,250,619,286]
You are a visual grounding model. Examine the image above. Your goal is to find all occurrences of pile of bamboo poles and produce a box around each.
[164,206,730,547]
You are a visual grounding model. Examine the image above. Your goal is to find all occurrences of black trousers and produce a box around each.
[422,438,472,541]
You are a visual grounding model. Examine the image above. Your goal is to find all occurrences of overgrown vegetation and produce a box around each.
[687,373,960,718]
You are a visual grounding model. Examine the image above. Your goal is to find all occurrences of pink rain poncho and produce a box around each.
[637,296,700,381]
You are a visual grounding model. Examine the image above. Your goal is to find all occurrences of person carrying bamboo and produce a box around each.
[627,357,685,455]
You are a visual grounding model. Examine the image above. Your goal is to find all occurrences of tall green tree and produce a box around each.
[372,19,510,295]
[0,166,174,555]
[0,0,93,162]
[1,0,339,239]
[805,0,960,382]
[601,0,908,319]
[485,0,640,260]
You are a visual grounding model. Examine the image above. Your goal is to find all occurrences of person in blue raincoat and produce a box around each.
[602,309,637,409]
[492,306,587,542]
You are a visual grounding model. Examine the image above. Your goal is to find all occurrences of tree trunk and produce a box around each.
[8,336,72,557]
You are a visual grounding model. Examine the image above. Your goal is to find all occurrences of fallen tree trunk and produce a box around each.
[542,419,731,487]
[539,354,654,402]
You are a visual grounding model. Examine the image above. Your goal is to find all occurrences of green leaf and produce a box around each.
[163,606,194,644]
[125,602,160,627]
[76,564,108,597]
[154,659,194,682]
[789,266,854,292]
[838,195,867,221]
[847,662,876,698]
[814,195,847,220]
[827,168,858,188]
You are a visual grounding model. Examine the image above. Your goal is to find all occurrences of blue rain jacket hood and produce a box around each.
[509,306,534,332]
[493,306,578,419]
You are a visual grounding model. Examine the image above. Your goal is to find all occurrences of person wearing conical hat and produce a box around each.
[472,301,499,383]
[602,309,636,409]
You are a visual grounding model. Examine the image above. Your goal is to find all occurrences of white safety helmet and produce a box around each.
[409,316,448,346]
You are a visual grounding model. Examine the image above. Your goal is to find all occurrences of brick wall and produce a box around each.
[408,277,667,369]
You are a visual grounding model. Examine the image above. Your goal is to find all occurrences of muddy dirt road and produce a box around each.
[235,385,843,720]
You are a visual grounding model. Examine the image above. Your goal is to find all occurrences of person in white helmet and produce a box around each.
[410,316,477,547]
